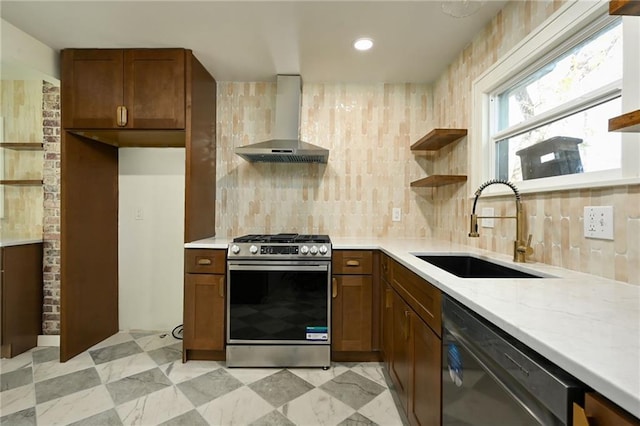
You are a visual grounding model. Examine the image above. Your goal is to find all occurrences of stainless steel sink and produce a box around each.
[413,254,546,278]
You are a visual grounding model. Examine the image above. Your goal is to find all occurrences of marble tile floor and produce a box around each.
[0,331,408,425]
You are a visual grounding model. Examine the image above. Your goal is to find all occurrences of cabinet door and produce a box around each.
[381,281,394,369]
[61,48,185,130]
[0,244,43,358]
[61,49,124,129]
[184,273,225,351]
[332,275,372,352]
[410,314,442,426]
[124,49,185,129]
[391,290,412,412]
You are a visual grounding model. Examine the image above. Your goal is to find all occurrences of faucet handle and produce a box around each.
[517,234,534,256]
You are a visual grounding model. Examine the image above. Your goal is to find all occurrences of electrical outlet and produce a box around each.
[135,207,144,221]
[584,206,613,240]
[481,207,495,228]
[392,207,401,222]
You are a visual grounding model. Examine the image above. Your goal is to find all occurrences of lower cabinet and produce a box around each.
[331,250,379,360]
[381,280,394,372]
[573,392,640,426]
[0,242,43,358]
[411,312,442,426]
[332,274,372,352]
[386,258,442,426]
[183,248,226,361]
[391,289,412,411]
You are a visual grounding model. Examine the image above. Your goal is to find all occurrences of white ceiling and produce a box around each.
[1,0,508,83]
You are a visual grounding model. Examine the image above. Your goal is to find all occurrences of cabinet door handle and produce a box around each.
[197,258,212,266]
[332,278,338,298]
[404,310,411,340]
[385,289,392,309]
[346,260,360,267]
[219,276,225,297]
[116,105,128,127]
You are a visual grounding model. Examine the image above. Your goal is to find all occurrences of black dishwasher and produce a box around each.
[442,295,584,425]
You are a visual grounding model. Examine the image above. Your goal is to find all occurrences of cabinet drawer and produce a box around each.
[391,260,441,336]
[185,249,226,274]
[333,250,373,274]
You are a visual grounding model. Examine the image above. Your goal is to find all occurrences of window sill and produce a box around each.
[472,174,640,198]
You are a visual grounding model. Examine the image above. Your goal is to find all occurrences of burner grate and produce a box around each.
[232,233,331,244]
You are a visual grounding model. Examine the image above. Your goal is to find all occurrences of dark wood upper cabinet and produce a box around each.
[60,48,216,361]
[62,49,185,130]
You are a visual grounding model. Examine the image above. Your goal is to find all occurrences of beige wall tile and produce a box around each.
[213,1,637,284]
[1,79,44,240]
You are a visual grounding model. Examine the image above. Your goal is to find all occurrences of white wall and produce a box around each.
[119,148,185,331]
[1,19,59,82]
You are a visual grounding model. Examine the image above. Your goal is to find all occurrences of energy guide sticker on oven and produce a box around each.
[306,326,328,341]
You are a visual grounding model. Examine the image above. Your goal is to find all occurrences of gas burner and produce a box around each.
[229,233,332,259]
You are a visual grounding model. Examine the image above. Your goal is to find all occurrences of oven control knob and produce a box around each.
[310,245,319,255]
[231,244,241,254]
[319,245,328,255]
[300,245,309,255]
[250,245,258,254]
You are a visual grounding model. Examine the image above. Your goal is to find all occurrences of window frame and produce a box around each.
[470,0,640,197]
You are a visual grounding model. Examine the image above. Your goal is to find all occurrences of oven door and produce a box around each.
[226,261,331,345]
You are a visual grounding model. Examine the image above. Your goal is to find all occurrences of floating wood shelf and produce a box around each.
[609,0,640,15]
[0,180,44,186]
[608,110,640,132]
[410,175,467,188]
[0,143,44,151]
[410,128,467,151]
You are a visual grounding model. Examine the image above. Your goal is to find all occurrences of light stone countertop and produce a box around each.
[0,238,44,248]
[185,235,640,419]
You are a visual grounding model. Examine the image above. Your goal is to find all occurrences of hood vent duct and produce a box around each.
[235,75,329,164]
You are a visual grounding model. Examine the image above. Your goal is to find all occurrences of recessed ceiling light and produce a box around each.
[353,38,374,51]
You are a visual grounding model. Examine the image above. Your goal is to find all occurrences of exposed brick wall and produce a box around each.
[42,81,61,335]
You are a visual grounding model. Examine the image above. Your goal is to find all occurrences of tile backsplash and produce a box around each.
[428,0,638,285]
[216,82,435,239]
[0,80,44,240]
[216,0,639,285]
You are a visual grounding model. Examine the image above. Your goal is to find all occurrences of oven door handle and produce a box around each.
[227,264,330,272]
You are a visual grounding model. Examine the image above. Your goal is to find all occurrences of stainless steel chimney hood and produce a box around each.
[235,75,329,164]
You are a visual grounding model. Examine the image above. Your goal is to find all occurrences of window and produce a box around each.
[494,19,622,182]
[471,1,640,195]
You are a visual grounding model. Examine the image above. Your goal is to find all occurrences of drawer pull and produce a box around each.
[346,260,360,267]
[197,258,212,266]
[219,276,225,297]
[116,105,128,127]
[332,278,338,298]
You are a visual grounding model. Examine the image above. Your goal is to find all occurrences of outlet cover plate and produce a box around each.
[584,206,614,240]
[481,207,495,228]
[392,207,401,222]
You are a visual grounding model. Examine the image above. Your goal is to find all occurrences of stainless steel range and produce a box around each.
[226,233,332,368]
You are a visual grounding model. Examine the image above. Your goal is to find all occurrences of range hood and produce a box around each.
[235,75,329,163]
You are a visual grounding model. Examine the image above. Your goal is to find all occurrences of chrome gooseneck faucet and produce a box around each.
[469,179,533,263]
